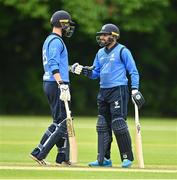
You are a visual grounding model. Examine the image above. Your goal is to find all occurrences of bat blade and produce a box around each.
[135,122,144,168]
[64,100,78,164]
[66,118,75,137]
[66,117,78,164]
[69,136,77,163]
[134,103,144,168]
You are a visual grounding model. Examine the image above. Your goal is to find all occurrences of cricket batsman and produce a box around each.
[74,23,145,167]
[30,10,82,166]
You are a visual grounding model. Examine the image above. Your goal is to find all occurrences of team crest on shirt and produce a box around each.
[110,53,115,61]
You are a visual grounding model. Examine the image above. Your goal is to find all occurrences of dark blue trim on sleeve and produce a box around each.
[52,69,59,75]
[49,33,65,54]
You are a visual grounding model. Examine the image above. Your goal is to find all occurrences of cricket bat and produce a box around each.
[64,100,78,164]
[134,103,145,168]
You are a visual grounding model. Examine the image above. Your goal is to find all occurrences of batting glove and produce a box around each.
[59,84,71,101]
[132,90,145,109]
[82,66,94,77]
[70,63,83,75]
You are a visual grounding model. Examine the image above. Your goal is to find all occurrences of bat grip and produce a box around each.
[134,103,139,124]
[64,100,71,119]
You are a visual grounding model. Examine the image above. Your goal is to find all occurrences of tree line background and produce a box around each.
[0,0,176,117]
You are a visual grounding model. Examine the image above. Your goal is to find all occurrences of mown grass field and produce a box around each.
[0,116,176,179]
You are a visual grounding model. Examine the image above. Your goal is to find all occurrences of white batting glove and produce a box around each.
[59,84,71,101]
[131,89,138,95]
[70,63,83,75]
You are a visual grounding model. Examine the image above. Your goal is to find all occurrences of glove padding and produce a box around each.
[82,66,94,77]
[70,63,83,75]
[59,84,71,101]
[132,91,145,109]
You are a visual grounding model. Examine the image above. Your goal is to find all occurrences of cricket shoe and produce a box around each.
[88,158,112,167]
[56,161,72,167]
[121,159,133,168]
[29,154,50,166]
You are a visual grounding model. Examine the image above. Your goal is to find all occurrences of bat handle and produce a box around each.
[134,103,139,124]
[64,100,71,119]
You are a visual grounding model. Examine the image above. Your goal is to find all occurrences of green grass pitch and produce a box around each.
[0,116,176,179]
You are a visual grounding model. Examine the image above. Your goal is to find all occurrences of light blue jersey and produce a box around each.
[42,33,69,82]
[90,43,139,89]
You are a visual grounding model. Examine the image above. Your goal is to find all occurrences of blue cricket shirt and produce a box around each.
[90,43,139,89]
[42,33,69,82]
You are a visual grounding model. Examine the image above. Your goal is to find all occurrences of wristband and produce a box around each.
[57,81,64,86]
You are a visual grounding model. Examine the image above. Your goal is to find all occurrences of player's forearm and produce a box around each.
[90,70,99,79]
[131,73,139,90]
[52,70,62,83]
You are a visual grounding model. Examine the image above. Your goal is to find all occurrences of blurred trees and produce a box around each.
[0,0,176,116]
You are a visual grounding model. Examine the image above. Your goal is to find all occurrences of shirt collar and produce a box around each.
[50,32,62,38]
[104,42,118,54]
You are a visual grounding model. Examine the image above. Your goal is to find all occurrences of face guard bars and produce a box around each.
[59,19,75,38]
[96,32,119,47]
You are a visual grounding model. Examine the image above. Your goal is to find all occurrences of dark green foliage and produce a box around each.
[0,0,176,116]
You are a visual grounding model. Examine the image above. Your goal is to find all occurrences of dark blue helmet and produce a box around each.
[96,24,120,38]
[50,10,75,37]
[96,24,120,47]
